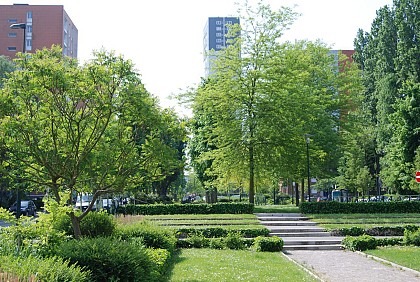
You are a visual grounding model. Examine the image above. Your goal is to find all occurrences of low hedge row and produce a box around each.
[330,225,419,236]
[175,226,270,238]
[300,201,420,214]
[117,202,254,215]
[176,234,283,252]
[342,227,420,251]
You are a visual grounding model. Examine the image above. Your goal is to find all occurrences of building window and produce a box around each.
[27,25,32,33]
[216,39,222,43]
[216,20,222,25]
[227,21,233,24]
[26,39,32,47]
[27,11,32,19]
[216,44,222,49]
[8,32,17,37]
[216,33,222,37]
[8,19,17,23]
[8,47,17,51]
[216,27,222,31]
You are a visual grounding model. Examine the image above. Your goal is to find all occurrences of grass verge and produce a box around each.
[165,248,318,282]
[254,205,299,213]
[364,246,420,272]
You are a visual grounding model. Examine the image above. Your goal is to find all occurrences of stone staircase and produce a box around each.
[255,213,343,251]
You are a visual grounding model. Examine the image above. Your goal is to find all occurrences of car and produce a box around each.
[9,200,37,216]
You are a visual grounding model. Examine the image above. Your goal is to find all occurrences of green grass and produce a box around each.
[145,214,258,220]
[306,213,420,230]
[166,248,317,282]
[365,246,420,272]
[253,205,299,213]
[149,219,260,226]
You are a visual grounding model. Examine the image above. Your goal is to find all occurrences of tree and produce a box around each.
[0,46,155,238]
[353,0,420,193]
[186,1,355,203]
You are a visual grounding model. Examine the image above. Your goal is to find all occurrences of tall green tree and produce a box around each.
[353,0,420,193]
[0,47,160,238]
[187,1,356,203]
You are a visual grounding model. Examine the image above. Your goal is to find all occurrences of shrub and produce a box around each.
[330,226,365,236]
[117,202,254,215]
[404,228,420,246]
[144,248,171,280]
[52,237,154,282]
[184,233,210,248]
[223,232,246,250]
[52,211,116,238]
[115,221,177,252]
[342,235,377,251]
[208,238,224,249]
[252,236,283,252]
[300,201,420,214]
[375,237,403,247]
[176,226,269,239]
[0,255,91,282]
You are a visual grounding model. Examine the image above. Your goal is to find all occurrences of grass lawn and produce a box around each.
[306,213,420,230]
[365,246,420,272]
[254,205,299,213]
[166,248,317,282]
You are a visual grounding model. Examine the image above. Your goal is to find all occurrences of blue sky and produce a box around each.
[4,0,394,115]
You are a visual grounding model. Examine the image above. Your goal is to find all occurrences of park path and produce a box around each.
[285,250,420,282]
[256,213,420,281]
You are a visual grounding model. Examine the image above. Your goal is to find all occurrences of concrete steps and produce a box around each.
[256,213,343,251]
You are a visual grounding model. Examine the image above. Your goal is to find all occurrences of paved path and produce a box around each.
[285,250,420,282]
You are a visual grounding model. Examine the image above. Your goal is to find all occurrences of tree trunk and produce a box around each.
[249,145,255,204]
[301,179,305,203]
[69,211,82,239]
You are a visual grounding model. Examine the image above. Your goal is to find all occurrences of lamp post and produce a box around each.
[305,134,312,202]
[10,23,26,218]
[10,23,26,54]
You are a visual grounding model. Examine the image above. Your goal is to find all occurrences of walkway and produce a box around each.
[286,250,420,282]
[256,213,420,281]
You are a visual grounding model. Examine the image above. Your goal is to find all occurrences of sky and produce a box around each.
[3,0,394,116]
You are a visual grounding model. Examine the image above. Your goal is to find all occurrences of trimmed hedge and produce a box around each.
[175,226,270,238]
[252,236,284,252]
[342,235,404,251]
[300,201,420,214]
[330,225,419,237]
[117,202,254,215]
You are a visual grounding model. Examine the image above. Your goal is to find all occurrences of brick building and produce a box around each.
[0,4,77,58]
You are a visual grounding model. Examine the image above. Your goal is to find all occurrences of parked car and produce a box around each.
[9,200,37,216]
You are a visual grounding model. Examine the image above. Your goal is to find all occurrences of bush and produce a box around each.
[375,237,403,247]
[330,225,420,237]
[300,201,420,214]
[115,221,177,252]
[404,228,420,246]
[223,232,246,250]
[342,235,377,251]
[52,211,116,238]
[176,226,269,239]
[252,236,283,252]
[117,202,254,215]
[0,255,91,281]
[144,248,171,280]
[330,226,365,236]
[52,237,154,282]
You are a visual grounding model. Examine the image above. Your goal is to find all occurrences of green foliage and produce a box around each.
[115,221,177,252]
[118,202,254,215]
[375,237,404,247]
[252,236,284,252]
[52,211,116,238]
[0,255,91,282]
[330,226,365,236]
[52,237,154,282]
[331,225,419,237]
[300,201,420,214]
[404,228,420,246]
[144,248,172,280]
[176,226,269,239]
[342,235,377,251]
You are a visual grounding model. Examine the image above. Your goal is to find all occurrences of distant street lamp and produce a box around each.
[10,23,26,53]
[305,134,312,202]
[10,23,26,218]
